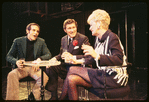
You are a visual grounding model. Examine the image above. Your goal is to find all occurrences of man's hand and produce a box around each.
[61,52,75,63]
[46,57,60,68]
[61,52,73,60]
[16,59,25,69]
[65,58,84,65]
[32,58,41,71]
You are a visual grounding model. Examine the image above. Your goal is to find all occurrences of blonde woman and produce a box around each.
[59,9,128,100]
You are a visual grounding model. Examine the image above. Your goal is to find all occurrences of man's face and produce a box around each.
[64,23,77,38]
[27,25,40,41]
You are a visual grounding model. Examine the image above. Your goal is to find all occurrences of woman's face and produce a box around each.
[89,20,100,36]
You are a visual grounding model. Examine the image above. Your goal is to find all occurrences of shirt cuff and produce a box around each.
[39,57,43,60]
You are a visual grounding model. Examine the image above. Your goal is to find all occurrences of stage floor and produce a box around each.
[2,67,147,100]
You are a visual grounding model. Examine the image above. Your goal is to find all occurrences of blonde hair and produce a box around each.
[87,9,110,30]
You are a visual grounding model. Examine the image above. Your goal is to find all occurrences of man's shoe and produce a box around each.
[28,92,36,100]
[49,96,58,100]
[49,90,58,100]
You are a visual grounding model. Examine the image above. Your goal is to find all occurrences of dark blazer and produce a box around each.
[45,33,90,91]
[6,36,52,66]
[84,29,124,66]
[55,32,90,61]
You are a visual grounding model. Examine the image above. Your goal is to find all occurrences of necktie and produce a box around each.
[68,38,71,48]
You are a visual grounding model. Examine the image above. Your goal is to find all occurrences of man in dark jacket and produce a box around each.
[46,19,90,100]
[6,23,52,100]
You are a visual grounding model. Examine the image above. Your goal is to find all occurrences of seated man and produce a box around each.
[6,23,52,100]
[46,19,90,100]
[59,9,129,100]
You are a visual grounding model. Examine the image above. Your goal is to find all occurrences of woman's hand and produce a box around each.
[81,44,97,59]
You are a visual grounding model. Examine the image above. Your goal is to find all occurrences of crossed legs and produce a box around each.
[59,66,92,100]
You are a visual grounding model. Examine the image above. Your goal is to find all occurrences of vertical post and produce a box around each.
[125,11,128,60]
[118,23,120,38]
[85,89,89,100]
[104,68,107,99]
[37,2,39,12]
[131,22,135,68]
[27,2,30,16]
[131,22,136,93]
[40,66,45,100]
[45,2,48,20]
[6,29,8,66]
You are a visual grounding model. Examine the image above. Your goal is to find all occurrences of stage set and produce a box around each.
[2,2,147,100]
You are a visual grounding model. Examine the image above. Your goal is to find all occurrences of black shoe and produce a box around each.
[28,92,36,100]
[48,90,58,100]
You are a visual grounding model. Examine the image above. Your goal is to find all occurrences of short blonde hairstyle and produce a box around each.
[87,9,110,30]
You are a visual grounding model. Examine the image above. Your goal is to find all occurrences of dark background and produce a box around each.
[2,2,147,69]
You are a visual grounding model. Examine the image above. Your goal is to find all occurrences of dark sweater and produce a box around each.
[26,38,36,61]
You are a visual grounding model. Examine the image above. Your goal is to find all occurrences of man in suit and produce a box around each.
[46,19,90,100]
[6,23,52,100]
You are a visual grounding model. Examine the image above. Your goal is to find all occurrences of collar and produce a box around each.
[26,37,37,43]
[98,29,111,42]
[67,36,73,41]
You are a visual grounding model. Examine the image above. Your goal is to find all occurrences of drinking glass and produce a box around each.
[62,48,67,53]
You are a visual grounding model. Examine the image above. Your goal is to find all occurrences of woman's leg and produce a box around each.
[67,66,91,83]
[59,77,69,100]
[68,74,92,100]
[59,66,92,100]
